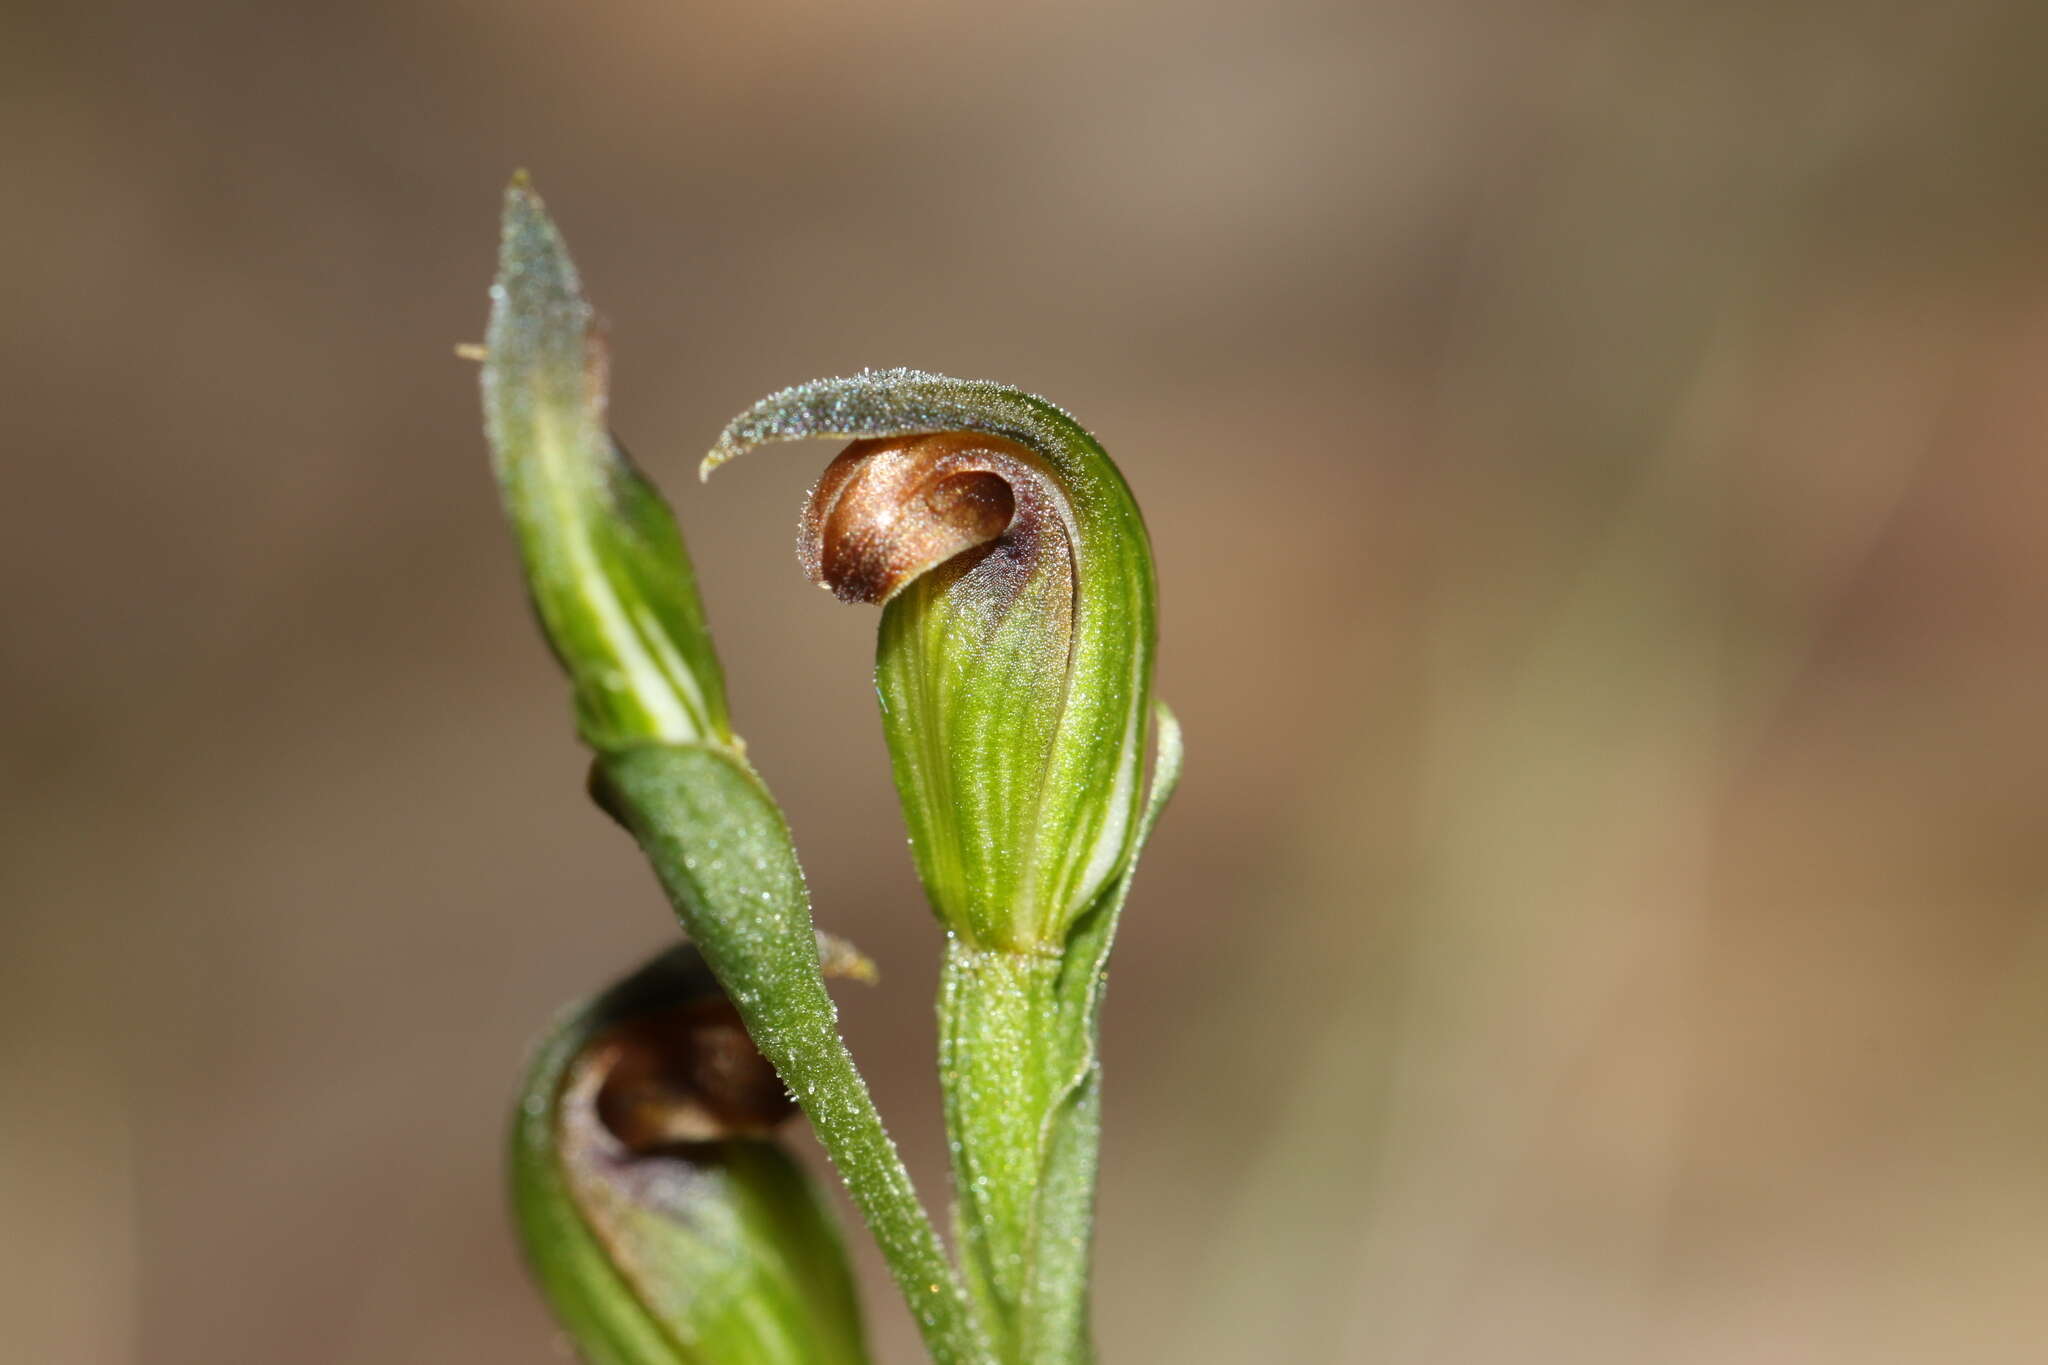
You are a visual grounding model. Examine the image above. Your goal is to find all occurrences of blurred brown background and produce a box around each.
[7,2,2048,1361]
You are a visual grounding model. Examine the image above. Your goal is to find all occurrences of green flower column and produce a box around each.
[707,376,1183,1364]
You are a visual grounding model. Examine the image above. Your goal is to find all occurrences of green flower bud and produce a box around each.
[705,373,1157,953]
[481,174,731,752]
[510,945,870,1365]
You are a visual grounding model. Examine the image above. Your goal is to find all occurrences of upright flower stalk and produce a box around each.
[709,375,1182,1362]
[480,177,1178,1365]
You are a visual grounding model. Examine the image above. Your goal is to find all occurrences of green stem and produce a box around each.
[940,941,1079,1363]
[766,997,985,1365]
[598,743,991,1365]
[937,706,1184,1365]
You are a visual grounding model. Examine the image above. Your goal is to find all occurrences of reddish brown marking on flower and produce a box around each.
[568,999,795,1156]
[799,432,1064,606]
